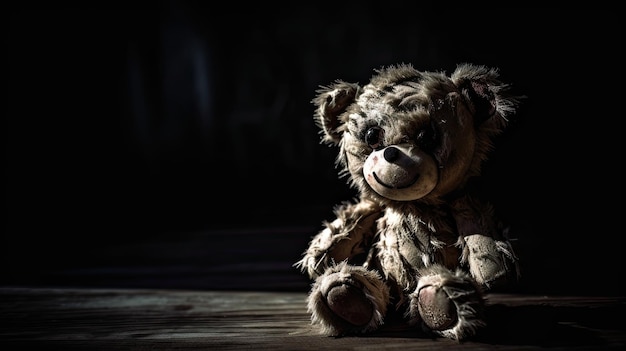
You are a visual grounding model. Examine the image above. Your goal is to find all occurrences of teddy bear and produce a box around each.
[295,63,522,341]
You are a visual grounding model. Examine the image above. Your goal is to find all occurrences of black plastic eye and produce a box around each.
[365,126,384,149]
[416,123,438,152]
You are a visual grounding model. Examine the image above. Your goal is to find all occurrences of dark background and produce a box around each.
[5,5,623,296]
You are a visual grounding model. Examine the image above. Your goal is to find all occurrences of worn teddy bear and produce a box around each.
[295,63,521,341]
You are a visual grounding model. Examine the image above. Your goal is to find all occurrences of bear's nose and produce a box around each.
[383,147,400,162]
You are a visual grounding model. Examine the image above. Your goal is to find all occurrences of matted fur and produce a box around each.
[407,264,486,341]
[297,63,522,341]
[307,261,390,336]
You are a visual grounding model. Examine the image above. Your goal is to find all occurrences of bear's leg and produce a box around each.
[306,261,390,336]
[407,264,485,341]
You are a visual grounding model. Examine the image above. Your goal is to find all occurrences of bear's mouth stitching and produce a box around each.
[373,172,420,189]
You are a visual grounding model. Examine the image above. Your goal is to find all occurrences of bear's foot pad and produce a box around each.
[418,285,457,330]
[326,283,373,326]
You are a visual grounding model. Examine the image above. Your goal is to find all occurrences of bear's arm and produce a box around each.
[450,194,520,290]
[294,199,382,279]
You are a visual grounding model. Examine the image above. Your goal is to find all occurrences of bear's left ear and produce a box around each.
[312,81,360,145]
[451,63,518,127]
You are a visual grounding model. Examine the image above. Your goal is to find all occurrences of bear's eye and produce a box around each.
[416,124,438,152]
[365,126,384,150]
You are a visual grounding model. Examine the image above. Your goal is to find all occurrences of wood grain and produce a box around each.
[1,288,625,350]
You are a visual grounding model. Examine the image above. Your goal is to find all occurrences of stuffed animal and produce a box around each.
[295,63,521,341]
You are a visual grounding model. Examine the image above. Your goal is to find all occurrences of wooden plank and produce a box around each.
[1,288,625,350]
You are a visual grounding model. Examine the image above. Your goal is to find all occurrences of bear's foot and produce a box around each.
[408,265,485,341]
[326,282,373,326]
[416,282,457,330]
[306,261,390,336]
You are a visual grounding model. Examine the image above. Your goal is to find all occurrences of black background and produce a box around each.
[5,5,623,296]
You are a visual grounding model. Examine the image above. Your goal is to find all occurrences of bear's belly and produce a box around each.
[376,224,461,290]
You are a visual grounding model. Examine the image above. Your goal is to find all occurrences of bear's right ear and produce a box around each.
[312,80,359,145]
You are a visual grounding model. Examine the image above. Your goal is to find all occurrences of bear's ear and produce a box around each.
[451,63,518,127]
[312,81,359,145]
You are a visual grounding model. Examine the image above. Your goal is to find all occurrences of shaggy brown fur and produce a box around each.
[295,63,522,341]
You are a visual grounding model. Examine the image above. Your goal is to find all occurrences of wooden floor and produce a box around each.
[1,287,625,350]
[1,227,625,350]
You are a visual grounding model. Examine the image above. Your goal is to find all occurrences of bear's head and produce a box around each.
[313,63,519,206]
